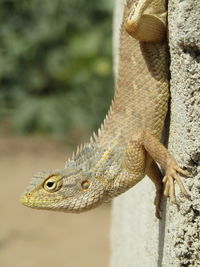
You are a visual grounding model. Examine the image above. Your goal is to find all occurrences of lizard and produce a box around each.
[20,0,189,219]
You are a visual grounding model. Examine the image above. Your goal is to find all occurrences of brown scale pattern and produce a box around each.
[21,0,189,215]
[97,2,169,149]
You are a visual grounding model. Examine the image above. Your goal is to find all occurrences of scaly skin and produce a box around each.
[20,0,189,218]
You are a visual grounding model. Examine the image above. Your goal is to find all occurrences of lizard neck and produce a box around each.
[65,143,124,186]
[65,142,145,200]
[65,143,122,174]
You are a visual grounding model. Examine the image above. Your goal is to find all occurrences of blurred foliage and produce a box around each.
[0,0,114,139]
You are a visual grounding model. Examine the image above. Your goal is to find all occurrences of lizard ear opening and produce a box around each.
[43,175,63,192]
[81,180,90,190]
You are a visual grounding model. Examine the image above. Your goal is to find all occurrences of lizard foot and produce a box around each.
[162,162,189,204]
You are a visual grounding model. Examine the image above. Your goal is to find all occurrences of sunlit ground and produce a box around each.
[0,135,110,267]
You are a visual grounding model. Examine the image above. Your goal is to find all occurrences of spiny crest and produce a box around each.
[65,96,115,166]
[93,131,98,141]
[95,98,115,139]
[108,99,114,117]
[66,137,94,164]
[65,141,97,167]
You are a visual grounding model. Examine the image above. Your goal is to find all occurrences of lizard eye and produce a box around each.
[81,180,90,190]
[43,176,62,192]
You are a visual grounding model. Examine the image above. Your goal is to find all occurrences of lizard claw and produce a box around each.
[174,166,190,177]
[154,203,162,219]
[162,162,189,203]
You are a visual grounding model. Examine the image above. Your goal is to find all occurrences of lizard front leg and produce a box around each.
[141,130,189,203]
[112,141,146,196]
[114,140,164,218]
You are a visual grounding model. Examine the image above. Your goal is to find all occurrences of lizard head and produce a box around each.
[20,165,106,213]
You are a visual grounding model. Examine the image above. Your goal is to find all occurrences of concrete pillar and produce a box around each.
[110,0,200,266]
[162,0,200,266]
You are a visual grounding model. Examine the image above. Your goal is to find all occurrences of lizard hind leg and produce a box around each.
[125,0,167,42]
[147,159,163,219]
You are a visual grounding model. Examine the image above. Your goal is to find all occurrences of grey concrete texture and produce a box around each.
[163,0,200,266]
[110,0,200,266]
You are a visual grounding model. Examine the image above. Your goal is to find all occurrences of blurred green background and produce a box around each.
[0,0,114,143]
[1,2,113,266]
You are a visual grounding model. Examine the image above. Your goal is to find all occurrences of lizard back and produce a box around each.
[96,1,169,148]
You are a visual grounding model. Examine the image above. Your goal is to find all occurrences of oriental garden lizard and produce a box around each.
[20,0,189,219]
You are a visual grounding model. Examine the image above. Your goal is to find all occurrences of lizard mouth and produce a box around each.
[20,194,39,208]
[20,194,38,208]
[20,195,28,206]
[19,193,62,209]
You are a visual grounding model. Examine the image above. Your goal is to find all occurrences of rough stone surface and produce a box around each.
[111,0,200,266]
[163,0,200,266]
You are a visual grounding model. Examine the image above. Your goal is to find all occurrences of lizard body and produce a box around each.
[20,0,188,218]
